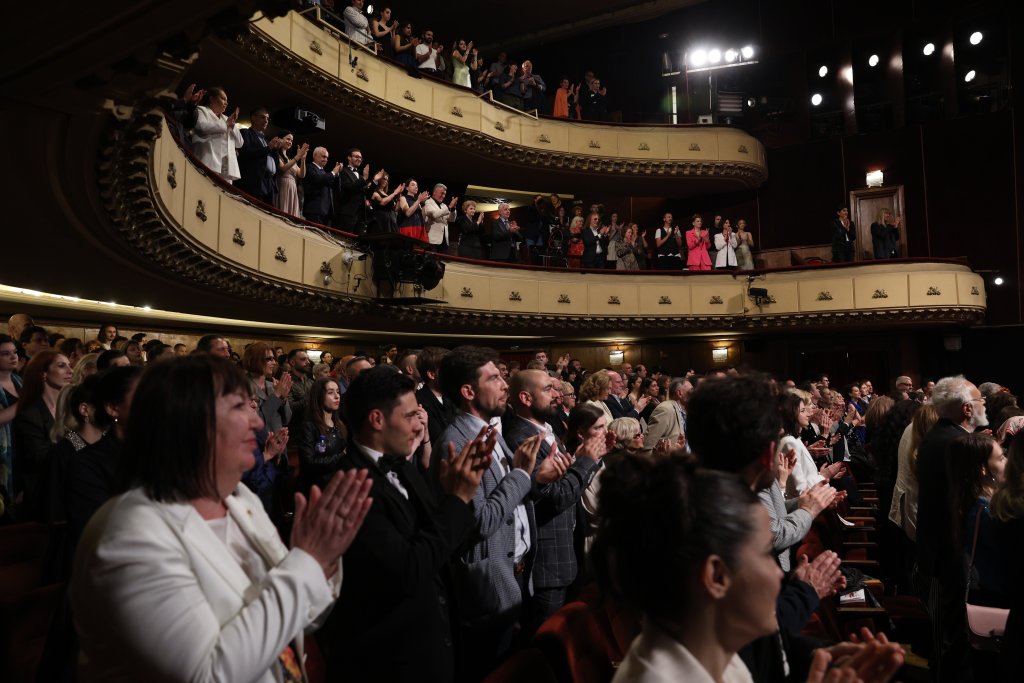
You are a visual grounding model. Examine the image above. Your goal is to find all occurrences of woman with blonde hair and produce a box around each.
[578,369,613,424]
[888,403,937,541]
[567,215,585,269]
[70,353,100,385]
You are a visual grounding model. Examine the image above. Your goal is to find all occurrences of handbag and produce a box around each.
[964,506,1009,651]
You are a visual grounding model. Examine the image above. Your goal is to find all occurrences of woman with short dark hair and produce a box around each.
[71,355,372,682]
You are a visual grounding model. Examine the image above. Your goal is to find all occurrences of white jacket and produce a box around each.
[192,105,244,181]
[423,198,456,246]
[71,485,341,682]
[714,232,738,268]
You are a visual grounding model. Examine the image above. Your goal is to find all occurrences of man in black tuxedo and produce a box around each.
[234,107,282,205]
[579,214,609,268]
[333,147,383,233]
[303,146,340,226]
[485,202,522,262]
[323,365,487,683]
[603,370,645,420]
[415,346,455,451]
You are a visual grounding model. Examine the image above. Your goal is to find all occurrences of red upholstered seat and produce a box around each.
[483,648,559,683]
[535,601,619,683]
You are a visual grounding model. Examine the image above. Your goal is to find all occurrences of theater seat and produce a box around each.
[0,523,49,601]
[482,648,558,683]
[535,601,619,683]
[0,582,64,683]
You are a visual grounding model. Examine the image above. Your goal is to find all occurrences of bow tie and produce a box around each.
[378,454,407,475]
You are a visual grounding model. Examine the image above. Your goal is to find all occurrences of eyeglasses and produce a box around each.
[562,393,575,398]
[264,356,276,362]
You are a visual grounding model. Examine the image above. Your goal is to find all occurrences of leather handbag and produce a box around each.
[965,506,1009,651]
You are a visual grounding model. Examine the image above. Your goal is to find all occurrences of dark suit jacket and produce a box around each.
[416,385,455,452]
[12,398,55,520]
[333,167,372,230]
[915,419,971,584]
[302,163,336,221]
[324,445,475,682]
[485,218,521,262]
[830,218,856,256]
[234,127,277,202]
[504,416,600,589]
[870,222,899,258]
[456,215,486,260]
[604,395,639,421]
[579,226,608,269]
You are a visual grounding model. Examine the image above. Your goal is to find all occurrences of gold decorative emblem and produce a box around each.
[494,121,505,132]
[538,134,550,143]
[508,291,522,302]
[232,228,245,246]
[167,162,177,189]
[872,289,889,299]
[608,295,621,305]
[195,199,207,222]
[588,140,601,149]
[638,143,650,151]
[274,246,288,262]
[658,296,672,305]
[926,286,942,296]
[309,40,323,56]
[558,294,571,304]
[355,68,368,82]
[738,145,749,154]
[709,295,723,305]
[970,286,980,296]
[689,143,702,151]
[460,287,473,298]
[319,261,334,277]
[403,90,416,102]
[817,291,833,301]
[450,106,463,118]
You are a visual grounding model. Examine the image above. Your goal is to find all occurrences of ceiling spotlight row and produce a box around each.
[689,45,754,67]
[814,33,982,75]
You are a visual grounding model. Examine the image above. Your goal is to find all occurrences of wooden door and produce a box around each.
[849,185,907,260]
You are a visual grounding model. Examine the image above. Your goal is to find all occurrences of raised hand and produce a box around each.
[511,434,543,473]
[448,195,459,209]
[263,428,289,462]
[440,432,492,503]
[417,190,430,203]
[226,106,240,128]
[536,450,569,484]
[296,143,310,159]
[274,371,293,399]
[395,182,406,194]
[291,469,373,576]
[792,550,845,599]
[799,481,838,517]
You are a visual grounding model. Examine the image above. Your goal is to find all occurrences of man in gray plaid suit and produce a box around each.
[504,369,602,635]
[434,347,566,680]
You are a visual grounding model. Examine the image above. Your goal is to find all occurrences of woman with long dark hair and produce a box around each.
[296,376,348,495]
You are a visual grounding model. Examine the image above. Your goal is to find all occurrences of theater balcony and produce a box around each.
[87,109,985,340]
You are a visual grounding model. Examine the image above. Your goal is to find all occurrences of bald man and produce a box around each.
[7,313,33,340]
[504,369,600,633]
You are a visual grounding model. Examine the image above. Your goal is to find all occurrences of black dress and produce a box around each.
[296,419,347,494]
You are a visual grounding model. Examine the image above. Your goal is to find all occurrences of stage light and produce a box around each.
[923,42,935,56]
[811,93,823,106]
[746,97,756,107]
[818,65,828,77]
[708,49,722,63]
[969,31,983,45]
[965,70,976,82]
[868,54,879,67]
[994,276,1004,286]
[741,45,754,59]
[690,49,707,67]
[724,49,738,62]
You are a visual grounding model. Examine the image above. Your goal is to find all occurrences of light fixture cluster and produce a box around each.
[687,44,755,71]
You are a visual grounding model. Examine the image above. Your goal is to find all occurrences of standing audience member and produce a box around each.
[423,183,459,253]
[71,354,372,682]
[486,202,522,263]
[615,223,646,270]
[831,206,856,263]
[653,213,684,270]
[736,218,755,270]
[287,348,314,427]
[274,132,307,218]
[415,347,454,449]
[295,376,348,495]
[871,209,900,259]
[243,342,293,433]
[715,218,739,269]
[396,179,430,242]
[0,335,22,514]
[370,6,397,57]
[643,377,691,451]
[323,365,486,682]
[434,346,545,680]
[686,214,712,271]
[579,76,608,121]
[235,108,283,205]
[334,148,383,233]
[456,200,487,259]
[552,78,578,119]
[192,87,243,182]
[369,173,403,234]
[415,29,442,76]
[303,146,341,226]
[342,0,373,46]
[393,22,418,68]
[991,432,1024,681]
[518,60,547,112]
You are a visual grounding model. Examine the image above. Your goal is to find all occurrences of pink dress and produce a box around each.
[686,229,712,270]
[275,159,301,217]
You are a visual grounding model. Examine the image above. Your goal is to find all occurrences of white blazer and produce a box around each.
[192,105,244,181]
[71,485,342,683]
[714,232,738,268]
[423,198,456,246]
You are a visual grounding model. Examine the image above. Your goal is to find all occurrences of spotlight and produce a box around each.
[818,65,828,78]
[724,49,738,62]
[708,48,722,63]
[965,70,976,82]
[746,97,756,108]
[994,276,1004,286]
[868,54,879,67]
[690,49,707,67]
[969,31,983,45]
[741,45,754,59]
[366,3,373,13]
[923,42,935,56]
[811,93,823,106]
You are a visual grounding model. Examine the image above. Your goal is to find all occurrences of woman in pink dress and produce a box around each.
[685,213,712,271]
[274,131,307,218]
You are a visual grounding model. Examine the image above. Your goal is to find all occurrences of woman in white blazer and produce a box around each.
[192,87,244,181]
[714,218,739,269]
[71,355,372,682]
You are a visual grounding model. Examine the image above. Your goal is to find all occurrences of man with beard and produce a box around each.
[915,375,989,682]
[504,370,600,634]
[434,347,566,680]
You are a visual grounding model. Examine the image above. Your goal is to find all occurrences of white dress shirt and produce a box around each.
[352,440,409,500]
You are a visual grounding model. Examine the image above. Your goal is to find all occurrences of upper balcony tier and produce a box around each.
[185,10,770,197]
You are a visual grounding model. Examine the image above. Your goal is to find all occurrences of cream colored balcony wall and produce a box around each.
[182,164,220,251]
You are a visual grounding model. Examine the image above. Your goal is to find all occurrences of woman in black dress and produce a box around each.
[296,376,347,495]
[455,200,486,259]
